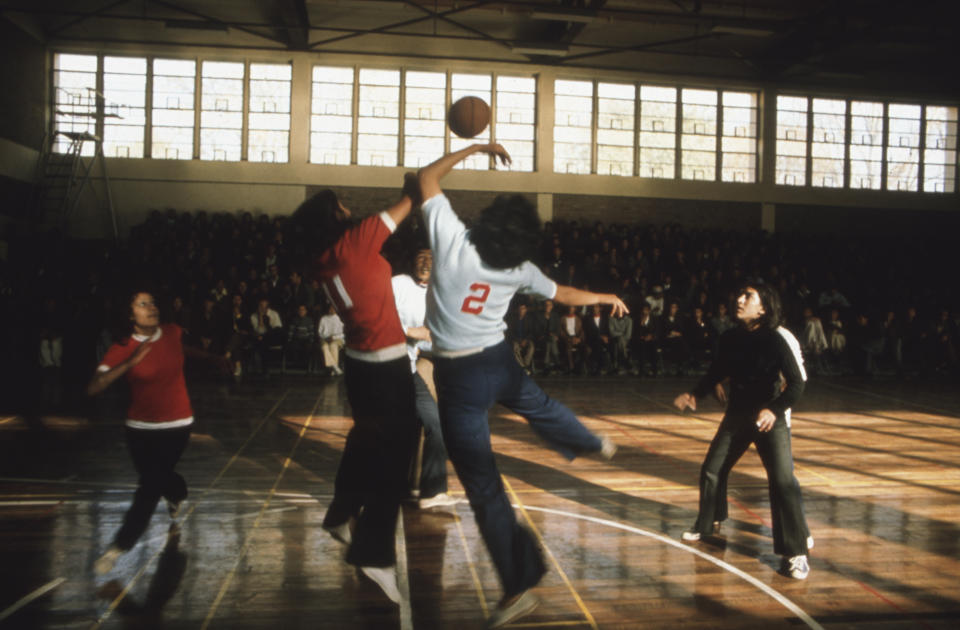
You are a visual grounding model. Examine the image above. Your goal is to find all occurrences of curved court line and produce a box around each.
[518,505,825,630]
[0,577,66,623]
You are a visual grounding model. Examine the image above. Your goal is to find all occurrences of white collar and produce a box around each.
[132,327,163,343]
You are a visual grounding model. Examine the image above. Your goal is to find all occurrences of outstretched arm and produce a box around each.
[418,143,511,200]
[554,285,629,318]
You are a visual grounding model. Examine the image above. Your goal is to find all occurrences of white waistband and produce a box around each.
[125,417,194,430]
[433,346,484,358]
[344,343,408,362]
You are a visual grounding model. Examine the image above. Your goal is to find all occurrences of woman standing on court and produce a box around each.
[88,290,195,575]
[416,143,626,628]
[673,284,813,580]
[287,179,419,605]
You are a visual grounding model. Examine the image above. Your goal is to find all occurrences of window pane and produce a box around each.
[249,63,291,163]
[53,53,97,155]
[639,85,676,178]
[311,66,354,165]
[924,105,957,193]
[200,61,243,161]
[450,73,493,169]
[886,103,921,191]
[554,79,592,174]
[152,58,196,160]
[776,95,807,185]
[681,88,716,180]
[357,68,399,166]
[849,101,883,189]
[103,56,146,159]
[721,91,757,183]
[495,75,535,172]
[811,98,845,187]
[597,82,634,176]
[403,71,446,168]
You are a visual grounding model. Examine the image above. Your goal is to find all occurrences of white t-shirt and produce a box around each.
[392,273,431,372]
[422,194,557,354]
[317,313,345,341]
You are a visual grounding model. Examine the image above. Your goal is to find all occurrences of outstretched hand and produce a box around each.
[480,143,511,167]
[605,295,629,318]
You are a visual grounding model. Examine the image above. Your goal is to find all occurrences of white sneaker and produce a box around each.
[332,365,344,375]
[94,546,123,575]
[600,436,617,460]
[681,530,701,541]
[323,521,352,546]
[807,535,814,550]
[418,493,459,509]
[487,590,540,628]
[785,554,810,579]
[360,565,400,604]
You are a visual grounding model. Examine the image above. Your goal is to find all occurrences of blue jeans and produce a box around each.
[415,371,448,498]
[434,340,602,597]
[694,413,810,557]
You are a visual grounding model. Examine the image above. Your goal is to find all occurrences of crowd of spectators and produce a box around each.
[2,204,958,419]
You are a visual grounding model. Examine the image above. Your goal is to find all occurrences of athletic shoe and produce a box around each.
[323,521,352,546]
[418,493,459,509]
[785,554,810,579]
[360,565,401,604]
[332,365,344,375]
[487,590,540,628]
[166,498,183,519]
[807,535,814,550]
[681,520,721,542]
[94,546,123,575]
[600,437,617,460]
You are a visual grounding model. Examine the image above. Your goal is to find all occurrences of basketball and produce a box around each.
[448,96,490,138]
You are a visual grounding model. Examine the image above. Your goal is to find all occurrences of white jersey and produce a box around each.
[392,273,431,372]
[422,194,557,354]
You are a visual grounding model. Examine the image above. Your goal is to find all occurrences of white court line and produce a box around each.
[0,578,66,623]
[396,505,413,630]
[519,505,825,630]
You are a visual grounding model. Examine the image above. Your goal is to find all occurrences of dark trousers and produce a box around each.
[415,372,448,499]
[115,425,191,550]
[693,413,810,557]
[322,355,418,568]
[435,341,602,598]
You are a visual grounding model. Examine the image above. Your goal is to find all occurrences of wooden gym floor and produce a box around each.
[1,374,959,629]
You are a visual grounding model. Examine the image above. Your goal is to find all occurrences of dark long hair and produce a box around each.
[468,194,541,269]
[747,283,783,330]
[285,189,354,267]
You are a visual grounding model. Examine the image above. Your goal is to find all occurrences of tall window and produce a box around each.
[495,76,536,172]
[597,82,635,176]
[886,103,921,191]
[102,56,146,159]
[681,88,717,180]
[638,85,676,179]
[811,98,846,188]
[775,95,808,186]
[310,66,354,165]
[53,53,97,156]
[554,79,592,174]
[152,58,196,160]
[248,63,291,163]
[357,69,399,167]
[721,91,757,183]
[200,61,244,161]
[403,71,446,168]
[924,106,958,193]
[849,101,883,189]
[450,73,492,170]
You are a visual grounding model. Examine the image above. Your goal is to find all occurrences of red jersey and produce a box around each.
[317,212,406,361]
[98,324,193,428]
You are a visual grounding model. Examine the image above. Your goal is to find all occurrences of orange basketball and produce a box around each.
[448,96,490,138]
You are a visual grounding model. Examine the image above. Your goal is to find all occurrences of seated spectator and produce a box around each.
[192,297,224,354]
[710,301,735,340]
[39,327,63,412]
[250,298,284,374]
[608,307,634,374]
[632,302,660,377]
[646,285,665,317]
[879,310,902,375]
[583,303,611,375]
[659,301,689,375]
[684,306,712,371]
[930,308,958,374]
[225,293,251,380]
[317,303,345,375]
[286,304,317,370]
[507,302,536,374]
[819,287,851,313]
[800,306,828,375]
[532,299,561,373]
[848,312,884,376]
[900,306,926,376]
[826,308,847,367]
[559,304,585,374]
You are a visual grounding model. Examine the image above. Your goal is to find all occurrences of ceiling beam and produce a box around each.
[48,0,132,37]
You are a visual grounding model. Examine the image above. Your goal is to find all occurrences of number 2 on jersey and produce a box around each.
[460,282,491,314]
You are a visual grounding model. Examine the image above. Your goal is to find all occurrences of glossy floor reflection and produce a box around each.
[2,375,959,629]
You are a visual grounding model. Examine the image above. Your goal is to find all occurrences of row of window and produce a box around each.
[53,53,957,194]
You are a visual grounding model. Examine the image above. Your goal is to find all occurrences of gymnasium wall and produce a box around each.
[0,18,44,152]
